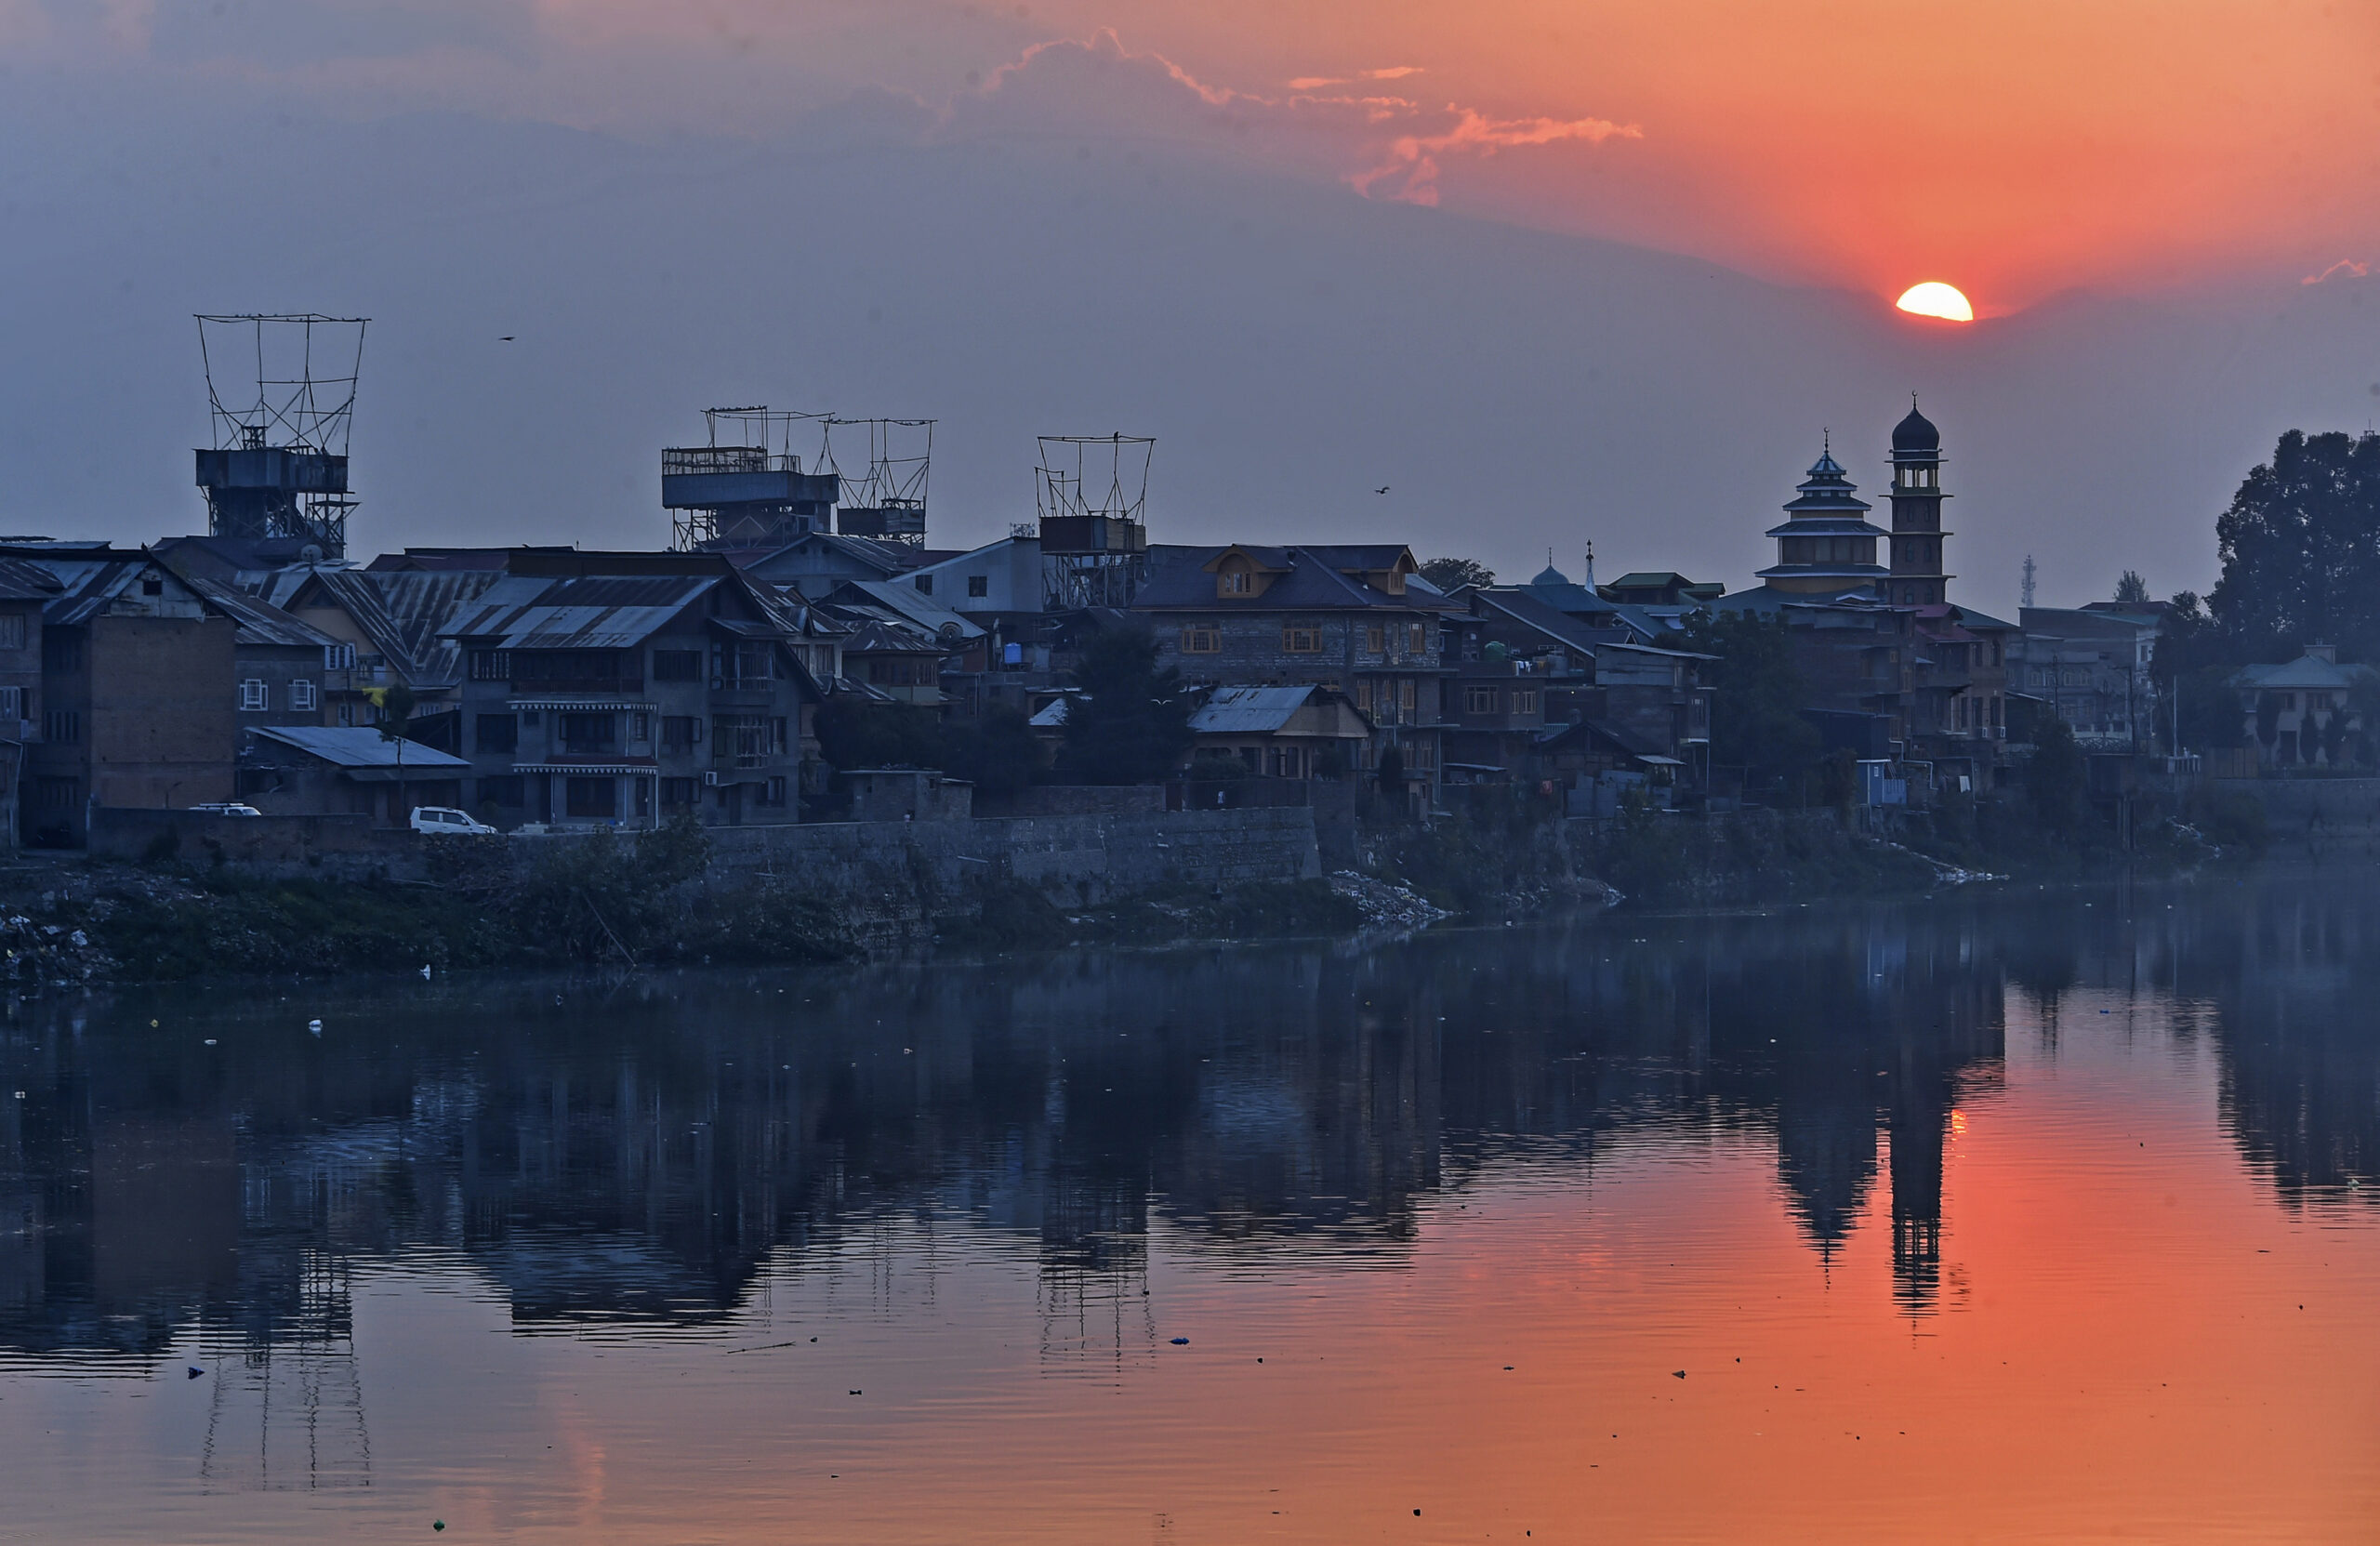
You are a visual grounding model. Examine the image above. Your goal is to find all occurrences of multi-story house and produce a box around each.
[1134,544,1452,787]
[181,576,346,733]
[440,551,823,828]
[1907,603,2016,789]
[2011,606,2159,752]
[11,548,236,845]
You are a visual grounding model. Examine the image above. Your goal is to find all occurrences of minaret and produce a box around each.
[1755,434,1891,596]
[1885,399,1951,606]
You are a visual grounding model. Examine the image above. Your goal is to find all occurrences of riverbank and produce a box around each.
[0,789,2249,986]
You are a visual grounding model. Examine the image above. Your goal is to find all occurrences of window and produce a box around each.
[653,649,703,681]
[479,774,524,808]
[324,641,356,670]
[141,576,163,597]
[1464,686,1501,715]
[661,715,702,751]
[1367,626,1385,654]
[41,709,77,744]
[714,715,769,769]
[771,718,788,754]
[337,702,354,726]
[475,713,519,754]
[239,679,267,711]
[660,777,700,807]
[967,575,989,599]
[290,680,317,711]
[514,649,627,685]
[1219,570,1251,596]
[1407,736,1435,769]
[564,777,618,818]
[1356,679,1376,714]
[467,649,511,681]
[629,712,651,742]
[0,614,23,651]
[1511,689,1539,716]
[34,775,80,810]
[913,574,933,594]
[0,687,20,721]
[1181,625,1222,654]
[713,641,774,686]
[762,775,789,807]
[1399,679,1417,719]
[1281,624,1322,654]
[1408,623,1426,657]
[560,712,617,755]
[868,658,937,687]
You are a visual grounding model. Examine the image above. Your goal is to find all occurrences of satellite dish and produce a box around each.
[937,621,963,645]
[298,543,325,563]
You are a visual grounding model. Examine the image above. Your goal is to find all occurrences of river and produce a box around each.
[2,871,2376,1542]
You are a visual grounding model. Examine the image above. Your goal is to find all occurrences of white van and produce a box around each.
[410,806,498,837]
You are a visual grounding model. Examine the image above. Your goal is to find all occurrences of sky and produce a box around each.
[2,0,2377,609]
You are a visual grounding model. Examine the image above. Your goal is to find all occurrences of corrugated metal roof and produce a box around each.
[249,724,472,770]
[440,575,718,649]
[0,558,61,602]
[17,554,183,627]
[185,575,341,649]
[1188,684,1318,733]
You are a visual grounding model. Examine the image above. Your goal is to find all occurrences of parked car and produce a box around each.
[189,802,263,816]
[410,806,499,837]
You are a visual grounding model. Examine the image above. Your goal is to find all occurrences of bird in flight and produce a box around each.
[1374,485,1390,495]
[500,336,515,342]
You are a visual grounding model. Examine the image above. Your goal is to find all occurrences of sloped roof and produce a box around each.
[0,558,61,602]
[7,550,187,627]
[1188,684,1320,733]
[249,724,472,770]
[258,567,508,688]
[439,574,719,648]
[184,575,341,649]
[2240,654,2377,691]
[1135,545,1449,613]
[829,579,985,639]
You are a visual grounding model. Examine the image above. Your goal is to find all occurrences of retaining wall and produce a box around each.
[2208,777,2380,831]
[87,809,425,879]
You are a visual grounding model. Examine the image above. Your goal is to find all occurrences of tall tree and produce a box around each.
[1676,611,1821,797]
[1418,557,1495,593]
[2113,570,2150,604]
[1058,628,1196,784]
[2210,429,2380,661]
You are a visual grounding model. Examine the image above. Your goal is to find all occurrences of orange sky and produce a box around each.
[12,1,2373,311]
[469,0,2380,309]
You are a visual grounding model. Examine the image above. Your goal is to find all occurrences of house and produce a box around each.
[2011,606,2159,752]
[238,724,472,823]
[1907,603,2016,787]
[180,576,345,733]
[1134,544,1453,790]
[440,550,824,828]
[1185,685,1370,779]
[254,566,509,737]
[12,548,236,845]
[2233,644,2377,768]
[1599,571,1727,609]
[725,531,932,601]
[0,559,55,850]
[902,535,1046,617]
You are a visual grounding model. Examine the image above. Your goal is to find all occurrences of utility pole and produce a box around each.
[2020,554,2037,611]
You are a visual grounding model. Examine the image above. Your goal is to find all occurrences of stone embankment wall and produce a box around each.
[87,805,1325,919]
[699,808,1321,914]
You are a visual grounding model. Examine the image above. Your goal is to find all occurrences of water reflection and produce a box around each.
[1,871,2373,1391]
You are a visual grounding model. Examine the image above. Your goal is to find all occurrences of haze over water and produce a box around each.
[2,874,2376,1542]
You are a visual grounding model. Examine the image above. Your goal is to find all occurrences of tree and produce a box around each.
[938,704,1045,795]
[1375,743,1405,790]
[2255,692,2281,754]
[2210,429,2380,662]
[1419,557,1495,593]
[2025,716,2089,832]
[1058,628,1196,784]
[367,683,418,824]
[814,698,942,770]
[2114,570,2151,605]
[1676,612,1822,799]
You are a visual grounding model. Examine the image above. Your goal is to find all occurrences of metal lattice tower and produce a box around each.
[661,407,838,551]
[826,418,934,547]
[193,314,367,560]
[1037,434,1153,610]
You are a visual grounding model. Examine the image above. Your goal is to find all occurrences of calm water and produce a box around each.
[3,873,2378,1542]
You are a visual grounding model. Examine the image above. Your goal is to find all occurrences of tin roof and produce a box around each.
[184,575,342,650]
[1188,684,1323,734]
[249,724,472,770]
[440,574,720,649]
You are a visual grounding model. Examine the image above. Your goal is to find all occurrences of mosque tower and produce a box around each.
[1885,401,1952,606]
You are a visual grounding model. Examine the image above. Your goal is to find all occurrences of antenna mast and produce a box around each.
[1037,434,1153,610]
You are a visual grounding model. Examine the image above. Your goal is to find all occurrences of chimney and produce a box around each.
[2307,641,2337,664]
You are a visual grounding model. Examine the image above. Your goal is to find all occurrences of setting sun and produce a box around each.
[1896,282,1975,322]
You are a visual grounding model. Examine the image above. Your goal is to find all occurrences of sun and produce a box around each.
[1895,282,1974,323]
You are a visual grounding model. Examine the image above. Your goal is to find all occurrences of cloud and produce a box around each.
[2302,258,2371,285]
[962,33,1635,209]
[1287,65,1423,90]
